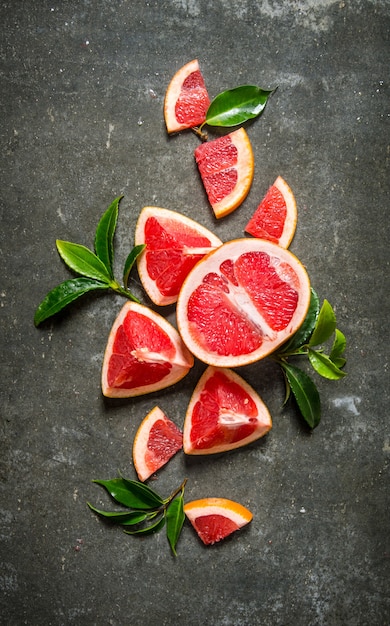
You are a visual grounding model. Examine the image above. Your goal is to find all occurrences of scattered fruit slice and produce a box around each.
[183,366,272,455]
[194,128,254,218]
[245,176,297,248]
[102,301,194,398]
[133,406,183,481]
[164,59,211,133]
[184,497,253,545]
[177,238,311,367]
[135,206,222,306]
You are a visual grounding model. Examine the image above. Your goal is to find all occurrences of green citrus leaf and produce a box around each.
[92,478,164,510]
[330,328,347,361]
[94,196,122,278]
[123,514,166,536]
[205,85,275,128]
[308,299,337,347]
[281,362,321,429]
[279,288,320,353]
[332,356,347,369]
[308,349,347,380]
[34,277,109,326]
[56,240,113,283]
[166,496,185,556]
[123,244,146,288]
[87,503,148,524]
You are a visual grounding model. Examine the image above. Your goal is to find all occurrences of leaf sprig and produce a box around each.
[273,289,347,429]
[87,476,187,555]
[34,197,145,326]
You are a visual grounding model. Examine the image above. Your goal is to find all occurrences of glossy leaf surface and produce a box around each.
[56,240,112,283]
[93,478,164,509]
[205,85,274,127]
[308,349,347,380]
[94,196,121,278]
[282,362,321,428]
[166,496,185,556]
[308,299,337,347]
[123,244,146,288]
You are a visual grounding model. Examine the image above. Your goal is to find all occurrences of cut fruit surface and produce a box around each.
[245,176,297,248]
[135,206,222,306]
[176,238,311,368]
[194,128,254,218]
[133,406,183,481]
[164,59,210,133]
[184,497,253,545]
[183,366,272,455]
[102,301,194,398]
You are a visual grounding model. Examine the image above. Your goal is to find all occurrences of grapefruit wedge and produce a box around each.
[194,128,254,218]
[101,302,194,398]
[184,497,253,545]
[133,406,183,481]
[245,176,297,248]
[135,206,222,306]
[164,59,210,133]
[183,366,272,455]
[176,238,311,368]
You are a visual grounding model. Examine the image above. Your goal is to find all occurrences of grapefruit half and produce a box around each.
[135,206,222,306]
[194,128,254,218]
[184,497,253,545]
[245,176,297,248]
[183,366,272,455]
[176,238,311,368]
[164,59,211,133]
[133,406,183,481]
[102,302,194,398]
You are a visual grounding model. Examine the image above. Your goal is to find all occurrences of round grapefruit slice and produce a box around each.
[245,176,297,248]
[176,238,311,368]
[183,366,272,455]
[184,497,253,545]
[194,128,254,219]
[101,301,194,398]
[133,406,183,481]
[135,206,222,306]
[164,59,211,133]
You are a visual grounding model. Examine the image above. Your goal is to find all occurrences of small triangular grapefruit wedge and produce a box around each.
[183,366,272,455]
[176,238,311,368]
[135,206,222,306]
[133,406,183,481]
[184,497,253,545]
[102,302,194,398]
[245,176,297,248]
[194,128,254,218]
[164,59,211,133]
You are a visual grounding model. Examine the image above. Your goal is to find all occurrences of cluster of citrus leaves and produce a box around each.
[87,477,186,556]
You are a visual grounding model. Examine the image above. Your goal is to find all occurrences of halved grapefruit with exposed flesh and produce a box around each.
[184,497,253,545]
[135,206,222,306]
[176,238,311,368]
[133,406,183,481]
[245,176,297,248]
[194,128,254,218]
[102,302,194,398]
[183,366,272,455]
[164,59,211,134]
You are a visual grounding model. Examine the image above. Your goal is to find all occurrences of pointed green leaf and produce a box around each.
[308,349,347,380]
[92,478,163,510]
[332,356,347,369]
[123,244,146,288]
[56,240,113,283]
[34,277,109,326]
[308,299,337,347]
[330,328,347,361]
[94,196,122,278]
[87,502,148,524]
[281,362,321,429]
[279,288,320,353]
[166,496,185,556]
[205,85,274,128]
[123,514,166,536]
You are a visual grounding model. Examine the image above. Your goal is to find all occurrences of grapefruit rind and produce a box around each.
[164,59,210,133]
[101,301,194,398]
[135,206,223,306]
[133,406,183,482]
[176,238,311,368]
[183,366,272,455]
[184,497,253,545]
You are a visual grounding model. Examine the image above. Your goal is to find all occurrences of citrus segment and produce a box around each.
[133,406,183,481]
[176,238,311,367]
[245,176,297,248]
[164,59,210,133]
[183,366,272,455]
[184,497,253,545]
[101,302,194,398]
[194,128,254,218]
[135,206,222,306]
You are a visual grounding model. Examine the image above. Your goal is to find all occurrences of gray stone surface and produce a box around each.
[1,1,389,624]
